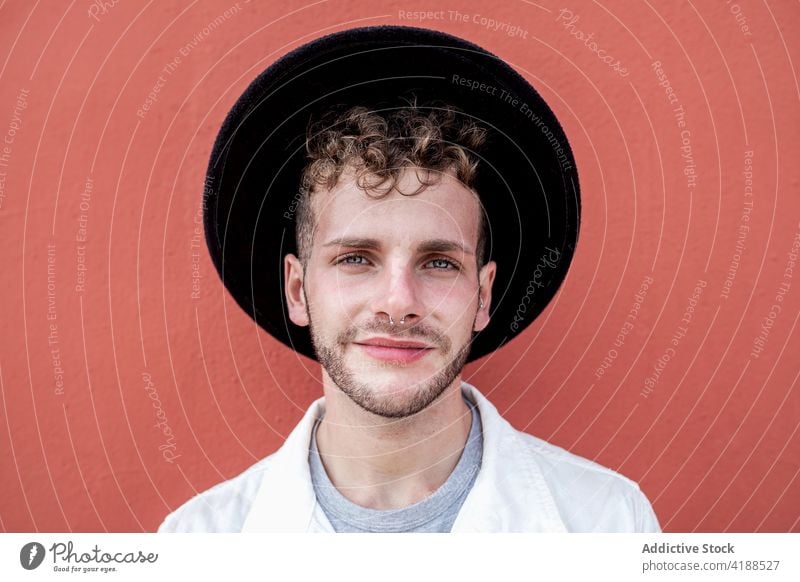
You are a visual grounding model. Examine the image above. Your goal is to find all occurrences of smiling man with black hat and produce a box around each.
[158,25,660,533]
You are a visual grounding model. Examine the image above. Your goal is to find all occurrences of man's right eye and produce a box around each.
[336,253,370,266]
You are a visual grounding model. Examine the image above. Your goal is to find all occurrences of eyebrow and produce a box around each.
[322,237,474,256]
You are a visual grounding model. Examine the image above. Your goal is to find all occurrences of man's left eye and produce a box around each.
[428,258,458,270]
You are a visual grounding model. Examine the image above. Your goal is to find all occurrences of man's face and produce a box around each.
[285,168,496,419]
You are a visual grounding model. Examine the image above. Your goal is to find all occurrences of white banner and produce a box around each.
[1,533,797,581]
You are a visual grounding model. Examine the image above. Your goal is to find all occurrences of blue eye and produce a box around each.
[339,254,368,265]
[428,258,458,270]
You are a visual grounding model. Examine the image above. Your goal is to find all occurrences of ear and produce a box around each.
[284,253,309,327]
[473,260,497,332]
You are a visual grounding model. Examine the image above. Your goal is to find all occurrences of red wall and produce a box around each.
[0,0,798,532]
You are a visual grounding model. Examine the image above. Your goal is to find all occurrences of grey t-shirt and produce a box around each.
[309,397,483,532]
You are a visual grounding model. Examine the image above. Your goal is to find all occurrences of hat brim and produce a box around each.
[204,25,580,363]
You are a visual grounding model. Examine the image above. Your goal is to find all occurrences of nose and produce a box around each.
[371,258,422,324]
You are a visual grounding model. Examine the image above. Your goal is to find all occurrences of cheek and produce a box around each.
[307,277,363,324]
[318,278,369,314]
[431,289,477,326]
[434,279,475,305]
[317,267,367,293]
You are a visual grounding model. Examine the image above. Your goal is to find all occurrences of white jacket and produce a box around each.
[158,381,660,532]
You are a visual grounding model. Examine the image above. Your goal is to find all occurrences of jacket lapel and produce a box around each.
[451,382,568,532]
[241,397,333,532]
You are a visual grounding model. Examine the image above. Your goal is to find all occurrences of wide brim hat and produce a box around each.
[204,25,580,363]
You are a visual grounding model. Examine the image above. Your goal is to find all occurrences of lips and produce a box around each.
[354,337,434,363]
[357,337,432,349]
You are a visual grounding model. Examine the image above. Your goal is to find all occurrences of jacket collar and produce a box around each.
[241,381,567,532]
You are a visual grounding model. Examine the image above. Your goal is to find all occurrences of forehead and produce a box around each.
[312,169,482,250]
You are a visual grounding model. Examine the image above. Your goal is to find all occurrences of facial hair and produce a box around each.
[307,300,475,419]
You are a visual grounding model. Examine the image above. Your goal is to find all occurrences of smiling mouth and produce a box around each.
[353,343,434,363]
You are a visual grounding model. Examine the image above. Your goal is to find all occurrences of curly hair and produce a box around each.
[294,100,489,270]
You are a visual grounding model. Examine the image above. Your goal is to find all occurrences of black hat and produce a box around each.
[203,25,580,363]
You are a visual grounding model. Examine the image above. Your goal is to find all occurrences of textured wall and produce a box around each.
[0,0,798,532]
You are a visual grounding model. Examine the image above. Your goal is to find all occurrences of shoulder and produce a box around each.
[463,382,660,532]
[157,454,276,533]
[516,430,661,532]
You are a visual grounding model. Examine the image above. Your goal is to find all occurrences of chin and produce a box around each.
[343,365,455,419]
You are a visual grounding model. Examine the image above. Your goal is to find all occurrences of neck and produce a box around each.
[315,373,473,510]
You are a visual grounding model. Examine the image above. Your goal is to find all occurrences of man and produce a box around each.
[159,25,660,532]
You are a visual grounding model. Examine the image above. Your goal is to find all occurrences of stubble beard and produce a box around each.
[307,310,474,419]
